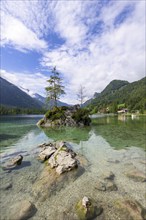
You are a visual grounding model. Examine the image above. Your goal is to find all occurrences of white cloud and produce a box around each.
[41,1,145,104]
[0,1,145,104]
[0,1,48,52]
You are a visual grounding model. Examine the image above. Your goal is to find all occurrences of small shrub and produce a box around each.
[72,108,91,125]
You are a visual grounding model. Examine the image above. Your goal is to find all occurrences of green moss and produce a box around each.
[75,199,102,220]
[45,107,66,121]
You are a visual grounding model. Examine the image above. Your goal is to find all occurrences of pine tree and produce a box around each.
[45,67,65,107]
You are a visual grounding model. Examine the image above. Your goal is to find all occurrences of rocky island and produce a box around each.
[37,105,91,127]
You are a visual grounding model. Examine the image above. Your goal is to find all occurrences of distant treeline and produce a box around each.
[0,105,47,115]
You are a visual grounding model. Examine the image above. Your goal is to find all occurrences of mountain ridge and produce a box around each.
[0,77,42,109]
[0,77,70,109]
[86,77,146,112]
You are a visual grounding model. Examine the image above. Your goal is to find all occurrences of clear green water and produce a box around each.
[0,115,145,220]
[92,114,146,150]
[0,114,145,152]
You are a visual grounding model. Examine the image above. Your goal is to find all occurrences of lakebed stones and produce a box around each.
[9,200,37,220]
[114,199,146,220]
[38,141,78,175]
[95,171,118,192]
[95,180,118,192]
[0,182,12,190]
[75,197,103,220]
[126,169,146,182]
[2,155,23,170]
[102,171,115,180]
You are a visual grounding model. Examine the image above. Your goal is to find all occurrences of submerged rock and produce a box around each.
[75,197,103,220]
[126,169,146,182]
[105,180,118,191]
[102,171,115,180]
[95,180,118,192]
[95,181,106,191]
[95,171,117,192]
[115,199,146,220]
[2,155,23,170]
[0,182,12,190]
[10,200,37,220]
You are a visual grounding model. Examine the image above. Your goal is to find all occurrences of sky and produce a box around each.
[0,0,145,104]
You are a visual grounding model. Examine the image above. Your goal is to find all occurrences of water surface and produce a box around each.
[0,115,145,220]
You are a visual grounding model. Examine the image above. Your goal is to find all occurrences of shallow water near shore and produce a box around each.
[0,115,146,219]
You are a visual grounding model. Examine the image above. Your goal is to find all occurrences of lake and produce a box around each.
[0,114,146,219]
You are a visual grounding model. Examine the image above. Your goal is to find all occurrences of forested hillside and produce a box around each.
[87,77,146,113]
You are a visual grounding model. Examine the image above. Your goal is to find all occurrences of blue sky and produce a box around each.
[0,0,145,104]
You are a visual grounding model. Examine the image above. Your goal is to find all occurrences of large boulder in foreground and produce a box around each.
[38,141,78,175]
[37,105,91,128]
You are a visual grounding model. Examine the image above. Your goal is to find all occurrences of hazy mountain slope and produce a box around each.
[0,77,42,109]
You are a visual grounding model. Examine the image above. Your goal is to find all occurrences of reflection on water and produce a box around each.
[92,115,146,149]
[118,114,127,122]
[0,115,43,149]
[0,115,145,155]
[0,115,145,220]
[43,126,91,144]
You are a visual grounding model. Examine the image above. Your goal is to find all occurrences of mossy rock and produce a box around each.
[75,199,102,220]
[42,106,91,127]
[45,107,66,121]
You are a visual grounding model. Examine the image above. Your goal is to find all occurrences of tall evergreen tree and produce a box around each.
[45,67,65,107]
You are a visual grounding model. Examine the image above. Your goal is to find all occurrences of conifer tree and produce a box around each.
[45,67,65,107]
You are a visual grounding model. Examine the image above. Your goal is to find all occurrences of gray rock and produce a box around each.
[115,199,145,220]
[48,156,58,168]
[38,146,56,161]
[0,182,12,190]
[48,143,78,174]
[105,180,118,191]
[2,155,23,170]
[103,171,115,180]
[55,151,78,175]
[95,181,106,191]
[95,180,117,192]
[10,200,37,220]
[126,169,146,182]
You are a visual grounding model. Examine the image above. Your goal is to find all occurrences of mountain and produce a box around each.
[86,77,146,112]
[0,77,42,109]
[101,80,129,95]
